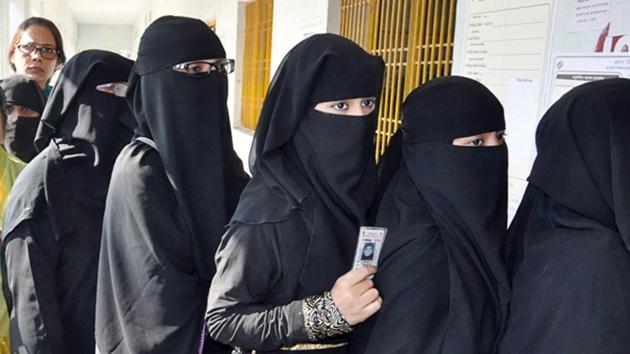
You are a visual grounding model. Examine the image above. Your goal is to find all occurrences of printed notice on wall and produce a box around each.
[545,54,630,109]
[567,0,611,33]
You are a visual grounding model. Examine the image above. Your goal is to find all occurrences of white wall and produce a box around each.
[27,0,78,56]
[269,0,340,75]
[1,0,77,78]
[1,0,10,76]
[8,0,26,36]
[131,0,206,54]
[77,23,133,57]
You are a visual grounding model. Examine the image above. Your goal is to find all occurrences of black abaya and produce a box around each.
[205,34,384,353]
[500,78,630,354]
[350,76,509,354]
[0,75,45,162]
[2,50,135,354]
[95,16,248,354]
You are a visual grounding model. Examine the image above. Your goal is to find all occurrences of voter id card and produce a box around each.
[352,226,387,270]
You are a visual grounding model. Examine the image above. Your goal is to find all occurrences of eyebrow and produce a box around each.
[19,41,56,47]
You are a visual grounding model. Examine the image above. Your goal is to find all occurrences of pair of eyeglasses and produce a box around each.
[16,43,59,60]
[96,82,128,98]
[171,59,235,77]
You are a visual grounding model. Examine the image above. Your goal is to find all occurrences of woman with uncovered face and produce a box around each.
[350,76,509,354]
[206,34,384,353]
[7,17,66,100]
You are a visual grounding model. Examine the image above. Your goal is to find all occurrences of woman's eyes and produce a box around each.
[470,138,483,146]
[188,64,204,72]
[331,99,375,111]
[362,98,376,108]
[184,63,213,74]
[333,102,350,110]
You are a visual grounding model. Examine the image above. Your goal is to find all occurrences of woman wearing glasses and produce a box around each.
[7,17,66,100]
[95,16,248,354]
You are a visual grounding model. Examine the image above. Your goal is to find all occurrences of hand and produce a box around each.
[330,266,382,326]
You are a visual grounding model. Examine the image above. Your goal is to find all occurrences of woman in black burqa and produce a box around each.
[0,74,45,162]
[500,78,630,353]
[205,34,385,353]
[95,16,248,354]
[2,49,135,354]
[350,76,510,354]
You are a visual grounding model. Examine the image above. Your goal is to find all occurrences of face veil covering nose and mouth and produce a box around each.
[350,76,509,354]
[204,34,385,350]
[0,75,45,162]
[94,16,248,354]
[1,50,136,354]
[235,34,385,288]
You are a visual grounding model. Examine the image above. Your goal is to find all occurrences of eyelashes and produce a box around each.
[329,98,377,111]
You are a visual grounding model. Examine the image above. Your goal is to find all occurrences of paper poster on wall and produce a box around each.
[567,0,610,33]
[504,77,540,220]
[545,54,630,109]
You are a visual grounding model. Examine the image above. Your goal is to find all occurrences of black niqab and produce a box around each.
[0,75,45,161]
[3,50,134,238]
[128,16,248,278]
[500,78,630,353]
[96,16,248,354]
[528,79,625,233]
[231,33,384,294]
[1,49,135,354]
[352,76,509,353]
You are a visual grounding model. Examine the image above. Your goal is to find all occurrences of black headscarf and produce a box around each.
[353,76,509,353]
[529,78,629,239]
[1,49,135,354]
[127,15,249,280]
[500,78,630,353]
[95,17,247,353]
[2,49,135,239]
[231,33,384,293]
[0,75,45,161]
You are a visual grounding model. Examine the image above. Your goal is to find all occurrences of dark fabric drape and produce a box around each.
[500,78,630,354]
[351,76,509,354]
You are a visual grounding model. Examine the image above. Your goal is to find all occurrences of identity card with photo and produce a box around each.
[352,226,388,270]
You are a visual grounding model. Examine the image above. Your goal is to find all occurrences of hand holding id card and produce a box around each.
[352,226,387,271]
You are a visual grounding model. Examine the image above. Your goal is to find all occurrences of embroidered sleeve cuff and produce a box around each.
[302,291,352,341]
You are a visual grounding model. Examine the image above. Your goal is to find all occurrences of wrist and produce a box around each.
[302,291,352,341]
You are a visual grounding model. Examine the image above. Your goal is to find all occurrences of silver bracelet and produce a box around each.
[302,291,352,341]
